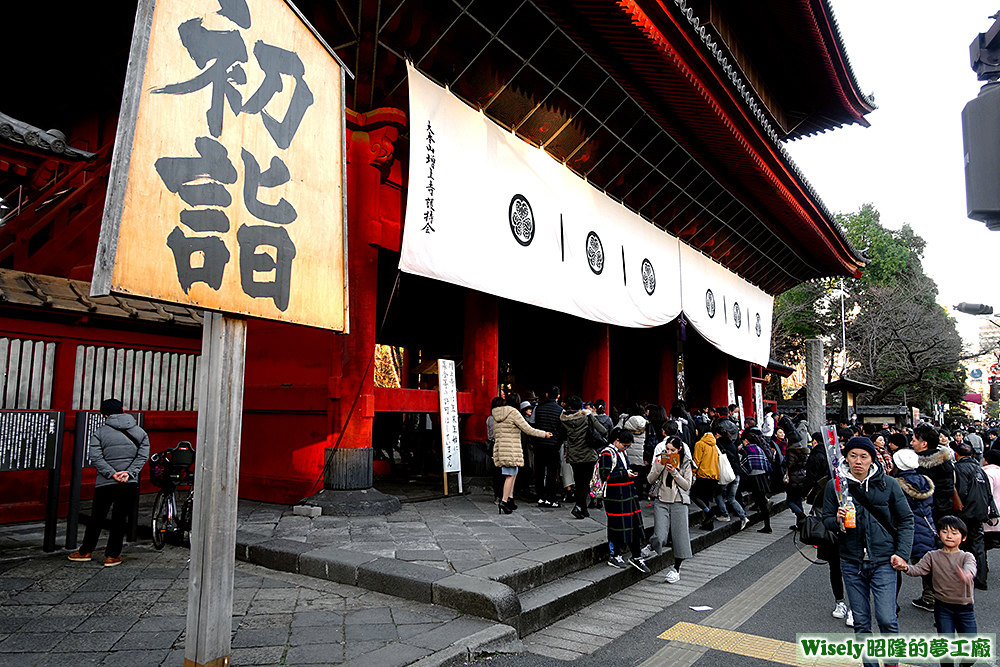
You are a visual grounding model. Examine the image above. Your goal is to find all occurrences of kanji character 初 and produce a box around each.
[242,41,314,149]
[153,18,248,137]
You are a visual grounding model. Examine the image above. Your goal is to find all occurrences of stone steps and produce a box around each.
[236,495,788,637]
[465,498,787,636]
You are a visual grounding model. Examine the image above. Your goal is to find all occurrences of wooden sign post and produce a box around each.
[187,312,246,667]
[92,0,349,664]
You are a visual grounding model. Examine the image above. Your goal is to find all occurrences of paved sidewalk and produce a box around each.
[237,487,610,573]
[0,543,519,667]
[521,509,794,660]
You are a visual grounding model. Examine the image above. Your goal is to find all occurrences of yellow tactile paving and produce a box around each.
[657,622,921,667]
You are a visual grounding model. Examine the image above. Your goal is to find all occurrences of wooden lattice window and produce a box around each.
[0,338,57,410]
[72,346,199,412]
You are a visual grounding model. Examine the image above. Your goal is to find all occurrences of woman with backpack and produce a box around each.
[597,429,651,573]
[739,431,773,533]
[561,396,607,520]
[647,435,693,583]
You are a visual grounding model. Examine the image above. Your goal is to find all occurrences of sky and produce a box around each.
[784,1,1000,347]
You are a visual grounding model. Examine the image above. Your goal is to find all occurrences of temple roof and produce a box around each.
[0,269,202,327]
[3,0,871,294]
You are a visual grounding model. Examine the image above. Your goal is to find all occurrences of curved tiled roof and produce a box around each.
[0,269,202,327]
[664,0,868,265]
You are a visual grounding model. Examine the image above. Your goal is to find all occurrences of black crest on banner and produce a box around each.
[706,289,716,318]
[508,194,534,246]
[586,231,604,274]
[641,258,655,295]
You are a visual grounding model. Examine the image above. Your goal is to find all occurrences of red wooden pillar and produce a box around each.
[583,323,610,405]
[709,354,730,409]
[658,323,677,410]
[732,359,753,420]
[462,290,498,443]
[325,109,406,490]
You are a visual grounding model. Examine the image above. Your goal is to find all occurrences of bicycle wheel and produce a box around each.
[151,490,170,550]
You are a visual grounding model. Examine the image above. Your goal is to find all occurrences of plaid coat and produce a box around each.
[598,446,644,550]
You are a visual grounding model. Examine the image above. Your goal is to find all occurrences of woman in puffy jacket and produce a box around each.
[891,447,935,610]
[492,392,551,514]
[692,431,721,531]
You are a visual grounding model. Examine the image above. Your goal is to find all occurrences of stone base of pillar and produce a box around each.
[324,446,374,489]
[311,447,399,516]
[301,487,401,516]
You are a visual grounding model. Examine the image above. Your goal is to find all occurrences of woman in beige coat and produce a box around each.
[492,392,551,514]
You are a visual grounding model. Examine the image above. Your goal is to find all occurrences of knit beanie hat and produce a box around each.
[624,415,647,432]
[843,436,877,460]
[892,448,919,472]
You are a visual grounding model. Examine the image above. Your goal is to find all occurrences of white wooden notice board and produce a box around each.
[437,359,462,486]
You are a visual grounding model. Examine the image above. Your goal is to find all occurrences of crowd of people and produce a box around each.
[487,391,1000,665]
[485,388,822,580]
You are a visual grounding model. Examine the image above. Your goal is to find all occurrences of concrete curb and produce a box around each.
[406,624,523,667]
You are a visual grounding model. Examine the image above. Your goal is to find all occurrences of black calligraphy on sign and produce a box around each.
[242,42,314,150]
[423,121,436,233]
[153,18,248,139]
[151,0,316,312]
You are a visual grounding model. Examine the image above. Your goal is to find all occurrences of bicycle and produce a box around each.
[148,441,195,549]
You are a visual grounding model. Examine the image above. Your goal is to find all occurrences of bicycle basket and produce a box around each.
[149,451,170,488]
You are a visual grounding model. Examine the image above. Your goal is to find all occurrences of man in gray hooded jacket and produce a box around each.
[68,398,150,566]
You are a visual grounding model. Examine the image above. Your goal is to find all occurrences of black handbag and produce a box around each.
[798,509,838,549]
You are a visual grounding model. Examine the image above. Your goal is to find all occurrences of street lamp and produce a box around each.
[955,302,994,315]
[955,302,1000,402]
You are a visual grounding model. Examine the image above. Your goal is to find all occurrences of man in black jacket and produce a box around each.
[533,386,565,508]
[954,442,990,589]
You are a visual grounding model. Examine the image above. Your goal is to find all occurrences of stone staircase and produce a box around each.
[465,498,787,636]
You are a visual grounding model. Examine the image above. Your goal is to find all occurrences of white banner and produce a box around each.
[678,242,773,366]
[400,64,681,328]
[401,65,773,365]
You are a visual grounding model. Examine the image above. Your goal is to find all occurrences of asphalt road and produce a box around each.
[478,532,1000,667]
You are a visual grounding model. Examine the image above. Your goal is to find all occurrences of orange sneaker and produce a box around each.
[67,551,92,562]
[103,557,122,567]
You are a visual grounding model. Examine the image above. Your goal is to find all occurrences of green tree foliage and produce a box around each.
[770,204,966,412]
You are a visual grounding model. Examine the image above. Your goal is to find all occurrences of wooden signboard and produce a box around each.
[438,359,462,494]
[93,0,348,331]
[0,410,65,551]
[0,410,61,471]
[91,1,351,665]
